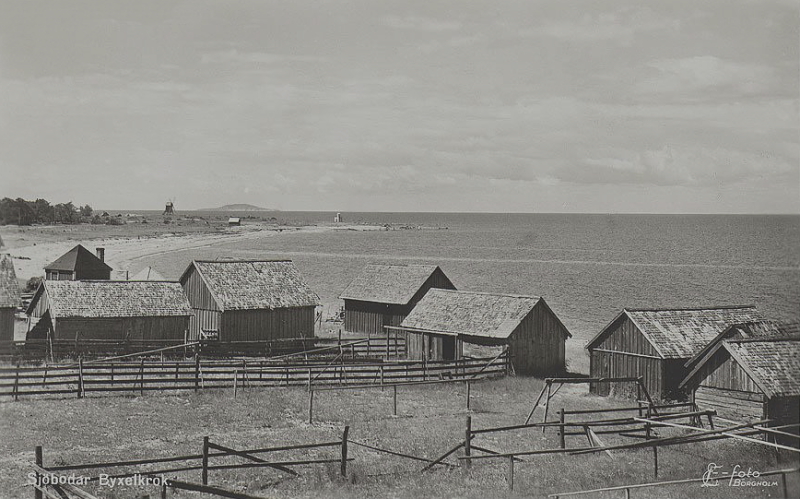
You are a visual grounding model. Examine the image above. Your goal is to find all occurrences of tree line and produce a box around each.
[0,197,117,225]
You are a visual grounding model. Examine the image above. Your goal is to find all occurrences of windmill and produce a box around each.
[163,198,175,215]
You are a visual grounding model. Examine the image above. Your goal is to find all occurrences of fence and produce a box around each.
[1,352,509,401]
[9,334,406,361]
[30,430,351,499]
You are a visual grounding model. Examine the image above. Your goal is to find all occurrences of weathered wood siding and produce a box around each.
[221,307,315,342]
[0,308,14,351]
[508,301,568,376]
[343,300,399,335]
[181,267,222,341]
[693,352,765,422]
[767,397,800,447]
[589,317,665,399]
[343,268,456,335]
[406,332,461,361]
[53,316,189,342]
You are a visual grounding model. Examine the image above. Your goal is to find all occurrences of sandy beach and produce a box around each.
[1,221,387,284]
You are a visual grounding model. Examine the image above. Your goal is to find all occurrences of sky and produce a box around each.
[0,0,798,213]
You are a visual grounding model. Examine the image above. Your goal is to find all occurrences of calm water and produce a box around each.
[136,212,800,372]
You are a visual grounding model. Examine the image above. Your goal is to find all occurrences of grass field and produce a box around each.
[1,377,797,499]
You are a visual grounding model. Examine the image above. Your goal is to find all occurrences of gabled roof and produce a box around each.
[586,305,764,359]
[27,280,191,319]
[44,244,112,273]
[180,260,320,311]
[0,254,21,309]
[400,289,570,340]
[681,338,800,398]
[130,266,167,281]
[685,320,799,368]
[339,264,449,305]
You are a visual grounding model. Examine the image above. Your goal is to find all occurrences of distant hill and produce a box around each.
[199,204,276,212]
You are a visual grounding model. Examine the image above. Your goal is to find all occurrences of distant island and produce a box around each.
[199,204,276,212]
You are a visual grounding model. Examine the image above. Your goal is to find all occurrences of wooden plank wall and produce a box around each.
[767,397,800,447]
[0,308,14,344]
[54,317,189,343]
[692,350,766,422]
[181,267,221,341]
[589,317,664,399]
[222,307,315,342]
[343,300,389,335]
[406,332,461,361]
[507,301,568,376]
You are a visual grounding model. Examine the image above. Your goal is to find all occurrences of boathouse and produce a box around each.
[44,244,111,281]
[586,305,764,401]
[398,289,571,375]
[0,254,21,352]
[339,264,455,335]
[179,260,320,342]
[25,280,191,345]
[680,336,799,446]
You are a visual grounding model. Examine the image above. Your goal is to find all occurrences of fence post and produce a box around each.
[77,359,84,399]
[307,368,312,391]
[13,369,19,402]
[202,436,209,485]
[308,389,314,424]
[233,369,238,399]
[392,384,398,416]
[559,409,566,449]
[380,365,384,390]
[465,380,471,411]
[652,443,659,479]
[781,472,788,499]
[341,426,350,477]
[624,487,631,499]
[464,416,472,469]
[386,329,390,358]
[139,358,145,396]
[34,445,42,499]
[194,356,200,392]
[507,456,514,491]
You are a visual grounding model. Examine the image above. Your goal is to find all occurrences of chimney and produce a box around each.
[96,247,105,262]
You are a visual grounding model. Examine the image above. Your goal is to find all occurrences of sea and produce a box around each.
[132,212,800,373]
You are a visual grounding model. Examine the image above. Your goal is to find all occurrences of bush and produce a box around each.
[25,276,43,293]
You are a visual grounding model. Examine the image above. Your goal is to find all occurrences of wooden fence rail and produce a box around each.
[2,353,508,400]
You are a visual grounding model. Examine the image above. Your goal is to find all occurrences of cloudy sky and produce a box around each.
[0,0,797,213]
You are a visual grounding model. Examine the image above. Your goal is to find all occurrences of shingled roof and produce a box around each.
[28,280,191,319]
[400,289,569,340]
[182,260,320,311]
[0,254,21,309]
[339,264,445,305]
[587,305,764,359]
[681,338,800,398]
[685,320,800,368]
[44,244,112,273]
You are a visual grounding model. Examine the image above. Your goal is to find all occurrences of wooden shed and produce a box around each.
[339,264,455,335]
[179,260,320,342]
[586,305,764,401]
[44,244,111,281]
[25,280,191,344]
[680,336,800,446]
[399,289,571,375]
[0,254,21,352]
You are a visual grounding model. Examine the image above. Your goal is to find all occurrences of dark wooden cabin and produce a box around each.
[399,289,571,375]
[44,244,111,281]
[179,260,320,342]
[0,254,21,353]
[586,306,764,401]
[680,336,800,446]
[25,280,191,344]
[339,264,455,335]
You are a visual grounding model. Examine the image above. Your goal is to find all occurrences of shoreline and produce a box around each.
[1,222,389,284]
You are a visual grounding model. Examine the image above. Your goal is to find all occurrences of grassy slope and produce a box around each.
[1,377,797,499]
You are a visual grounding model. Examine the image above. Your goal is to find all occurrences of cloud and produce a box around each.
[560,146,797,186]
[201,50,324,65]
[382,15,462,32]
[519,8,680,45]
[638,56,778,98]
